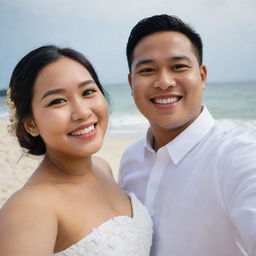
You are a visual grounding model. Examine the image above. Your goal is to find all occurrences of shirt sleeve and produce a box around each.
[117,155,124,186]
[117,139,141,187]
[118,146,130,186]
[221,137,256,255]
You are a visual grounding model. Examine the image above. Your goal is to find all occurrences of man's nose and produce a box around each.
[153,69,176,89]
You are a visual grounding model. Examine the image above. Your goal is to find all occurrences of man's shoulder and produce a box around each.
[122,137,146,158]
[213,122,256,148]
[120,137,146,168]
[118,137,146,183]
[212,125,256,199]
[211,123,256,167]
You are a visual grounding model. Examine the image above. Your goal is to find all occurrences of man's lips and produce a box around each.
[150,95,182,105]
[68,123,96,136]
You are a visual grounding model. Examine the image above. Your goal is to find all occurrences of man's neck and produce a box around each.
[152,126,186,151]
[151,106,204,151]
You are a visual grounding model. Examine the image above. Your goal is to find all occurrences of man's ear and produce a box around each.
[23,117,39,137]
[200,65,207,90]
[128,73,132,88]
[128,73,133,96]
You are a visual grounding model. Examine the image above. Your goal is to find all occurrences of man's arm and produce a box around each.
[220,137,256,255]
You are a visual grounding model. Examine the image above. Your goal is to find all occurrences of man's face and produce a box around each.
[129,31,207,139]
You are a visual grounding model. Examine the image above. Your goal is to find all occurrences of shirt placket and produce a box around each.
[144,147,168,216]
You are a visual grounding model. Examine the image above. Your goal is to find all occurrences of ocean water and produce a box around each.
[106,81,256,135]
[1,81,256,136]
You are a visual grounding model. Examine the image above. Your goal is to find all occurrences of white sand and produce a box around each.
[0,120,137,207]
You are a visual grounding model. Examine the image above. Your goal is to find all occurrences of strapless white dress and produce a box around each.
[54,193,153,256]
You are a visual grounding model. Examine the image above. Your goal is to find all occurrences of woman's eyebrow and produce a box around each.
[78,80,96,88]
[41,88,66,101]
[41,80,96,101]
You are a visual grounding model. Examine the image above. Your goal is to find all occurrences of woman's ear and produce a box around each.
[23,118,39,137]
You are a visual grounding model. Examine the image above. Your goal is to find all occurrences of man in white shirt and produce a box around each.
[118,14,256,256]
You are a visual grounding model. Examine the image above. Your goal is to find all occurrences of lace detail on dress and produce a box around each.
[54,193,153,256]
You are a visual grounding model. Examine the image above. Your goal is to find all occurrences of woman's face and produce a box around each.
[28,57,109,158]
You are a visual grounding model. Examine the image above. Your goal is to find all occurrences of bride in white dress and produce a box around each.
[0,45,152,256]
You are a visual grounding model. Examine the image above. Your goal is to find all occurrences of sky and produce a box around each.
[0,0,256,89]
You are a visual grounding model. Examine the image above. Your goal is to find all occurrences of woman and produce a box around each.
[0,45,152,256]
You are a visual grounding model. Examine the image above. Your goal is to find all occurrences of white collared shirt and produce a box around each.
[119,107,256,256]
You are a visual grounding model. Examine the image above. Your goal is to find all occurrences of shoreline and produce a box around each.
[0,120,139,207]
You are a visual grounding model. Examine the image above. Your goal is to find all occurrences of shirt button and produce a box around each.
[149,183,157,188]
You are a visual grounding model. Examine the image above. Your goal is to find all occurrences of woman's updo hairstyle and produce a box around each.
[9,45,107,155]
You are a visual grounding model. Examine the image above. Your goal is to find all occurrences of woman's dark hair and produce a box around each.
[9,45,108,155]
[126,14,203,72]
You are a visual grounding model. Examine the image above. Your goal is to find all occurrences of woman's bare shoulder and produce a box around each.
[0,185,59,255]
[0,184,61,226]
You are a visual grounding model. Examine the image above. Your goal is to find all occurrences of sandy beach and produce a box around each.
[0,120,137,208]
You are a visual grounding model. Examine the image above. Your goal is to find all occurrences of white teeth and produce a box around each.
[71,125,94,136]
[154,97,180,104]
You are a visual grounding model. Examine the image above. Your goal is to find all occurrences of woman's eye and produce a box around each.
[48,98,66,107]
[82,89,97,96]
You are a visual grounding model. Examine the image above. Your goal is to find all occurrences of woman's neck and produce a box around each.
[41,152,94,178]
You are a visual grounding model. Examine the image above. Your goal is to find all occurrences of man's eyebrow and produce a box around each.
[134,59,154,69]
[134,56,192,70]
[170,55,192,62]
[41,80,96,100]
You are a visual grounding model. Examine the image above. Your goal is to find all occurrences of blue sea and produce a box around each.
[1,81,256,136]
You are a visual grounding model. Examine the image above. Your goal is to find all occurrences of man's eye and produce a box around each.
[138,68,154,73]
[82,89,97,96]
[172,64,189,71]
[48,98,66,107]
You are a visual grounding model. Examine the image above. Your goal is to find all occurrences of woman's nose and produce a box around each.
[71,99,92,121]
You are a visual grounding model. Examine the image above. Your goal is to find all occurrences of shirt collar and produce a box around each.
[145,106,215,164]
[145,129,155,153]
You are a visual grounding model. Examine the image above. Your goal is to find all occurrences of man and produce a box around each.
[118,14,256,256]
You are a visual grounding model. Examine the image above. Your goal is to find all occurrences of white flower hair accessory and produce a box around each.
[6,88,18,135]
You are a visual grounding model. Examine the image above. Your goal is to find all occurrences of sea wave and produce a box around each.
[1,109,255,135]
[108,113,148,135]
[108,113,256,135]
